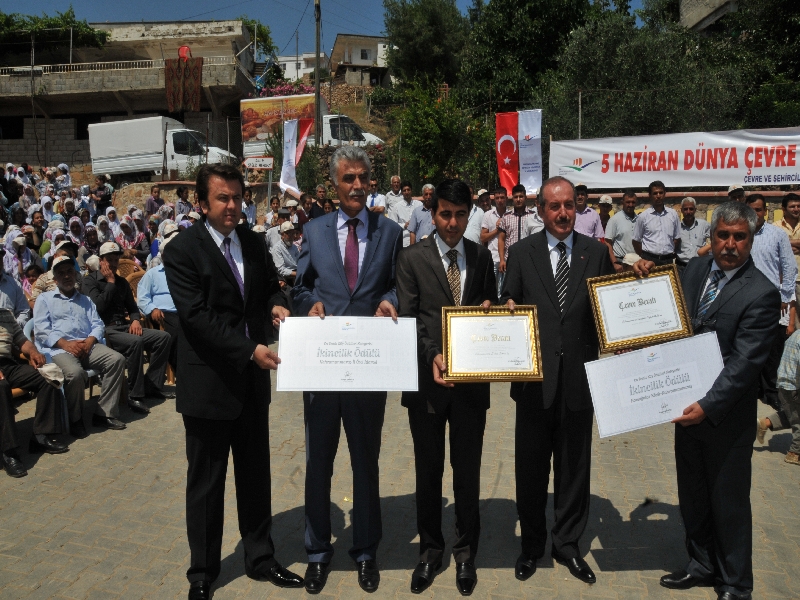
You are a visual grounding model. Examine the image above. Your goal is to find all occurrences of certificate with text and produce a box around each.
[587,265,693,353]
[585,332,723,438]
[276,317,418,392]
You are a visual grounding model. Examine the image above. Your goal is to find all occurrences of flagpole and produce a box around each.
[314,0,321,147]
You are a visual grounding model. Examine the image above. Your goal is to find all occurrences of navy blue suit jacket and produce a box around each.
[292,209,404,317]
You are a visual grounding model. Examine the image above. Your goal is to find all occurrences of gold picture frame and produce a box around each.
[587,264,693,354]
[442,305,543,383]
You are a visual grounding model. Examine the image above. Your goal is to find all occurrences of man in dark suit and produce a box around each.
[396,179,497,596]
[502,176,614,585]
[292,146,403,594]
[163,164,302,600]
[635,202,780,600]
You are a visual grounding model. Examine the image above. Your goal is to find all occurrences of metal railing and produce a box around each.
[0,55,248,77]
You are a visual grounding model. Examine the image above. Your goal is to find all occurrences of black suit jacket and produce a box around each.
[501,230,614,411]
[681,255,781,444]
[397,236,498,413]
[163,222,287,420]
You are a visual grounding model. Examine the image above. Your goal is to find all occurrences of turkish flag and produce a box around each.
[495,112,519,192]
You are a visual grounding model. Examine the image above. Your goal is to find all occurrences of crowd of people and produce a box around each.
[2,153,797,600]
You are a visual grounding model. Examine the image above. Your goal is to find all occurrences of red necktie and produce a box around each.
[344,218,359,293]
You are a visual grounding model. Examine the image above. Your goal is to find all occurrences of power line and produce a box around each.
[279,0,312,55]
[179,0,256,21]
[324,0,385,30]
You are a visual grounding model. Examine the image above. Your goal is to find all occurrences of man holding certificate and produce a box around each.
[396,179,497,596]
[292,146,404,594]
[635,202,780,600]
[502,176,614,585]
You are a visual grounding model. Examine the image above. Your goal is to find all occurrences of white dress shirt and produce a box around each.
[545,230,574,276]
[434,233,466,299]
[205,221,244,282]
[464,205,484,244]
[337,207,368,272]
[701,261,745,299]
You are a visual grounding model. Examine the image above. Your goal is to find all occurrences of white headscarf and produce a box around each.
[105,206,121,237]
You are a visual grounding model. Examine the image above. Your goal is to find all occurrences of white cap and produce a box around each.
[728,184,744,193]
[477,189,488,196]
[99,241,122,256]
[85,255,100,272]
[284,199,298,207]
[598,194,613,205]
[51,255,73,271]
[279,221,296,233]
[53,240,78,253]
[188,211,201,220]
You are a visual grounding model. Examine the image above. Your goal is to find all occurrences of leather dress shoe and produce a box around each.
[70,420,88,439]
[246,563,303,588]
[552,550,596,584]
[455,562,477,596]
[29,435,68,454]
[188,580,210,600]
[92,414,126,430]
[357,559,380,593]
[718,592,751,600]
[147,389,176,400]
[2,452,27,478]
[659,569,713,590]
[304,562,329,594]
[514,553,537,581]
[128,399,150,414]
[410,560,441,594]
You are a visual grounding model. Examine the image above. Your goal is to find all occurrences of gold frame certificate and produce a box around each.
[587,265,693,354]
[442,306,543,383]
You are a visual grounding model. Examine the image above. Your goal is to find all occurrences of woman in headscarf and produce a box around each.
[61,196,78,221]
[4,231,42,283]
[105,206,121,237]
[79,208,91,226]
[116,214,149,264]
[55,164,71,191]
[146,215,160,247]
[42,229,67,270]
[96,215,112,243]
[157,203,174,222]
[149,218,177,266]
[127,204,139,218]
[41,196,55,223]
[10,206,26,228]
[67,216,84,245]
[20,184,35,211]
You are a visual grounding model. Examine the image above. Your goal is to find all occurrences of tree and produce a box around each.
[383,0,469,86]
[238,15,276,62]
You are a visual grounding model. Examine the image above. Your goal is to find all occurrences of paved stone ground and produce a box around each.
[0,365,798,599]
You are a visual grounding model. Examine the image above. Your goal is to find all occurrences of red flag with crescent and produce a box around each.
[495,111,519,192]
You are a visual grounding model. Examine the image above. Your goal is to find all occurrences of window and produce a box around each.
[0,117,24,140]
[172,131,206,156]
[329,116,365,142]
[360,49,371,61]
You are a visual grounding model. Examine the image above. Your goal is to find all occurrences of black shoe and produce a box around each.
[2,452,26,478]
[410,560,441,594]
[357,559,380,593]
[659,569,714,590]
[127,399,150,414]
[71,420,88,439]
[147,389,175,400]
[552,550,596,584]
[304,562,329,594]
[92,414,126,430]
[718,592,751,600]
[28,436,69,454]
[246,563,303,588]
[188,580,210,600]
[455,562,477,596]
[514,553,537,581]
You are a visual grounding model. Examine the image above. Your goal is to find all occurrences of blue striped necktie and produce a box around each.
[696,270,726,320]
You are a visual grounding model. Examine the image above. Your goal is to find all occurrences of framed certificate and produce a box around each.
[587,265,693,354]
[442,306,543,382]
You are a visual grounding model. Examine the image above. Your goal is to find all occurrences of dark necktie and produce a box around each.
[222,237,244,298]
[344,218,359,293]
[696,270,726,320]
[554,241,569,312]
[446,248,461,306]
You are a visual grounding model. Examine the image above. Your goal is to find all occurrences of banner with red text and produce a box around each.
[549,127,800,188]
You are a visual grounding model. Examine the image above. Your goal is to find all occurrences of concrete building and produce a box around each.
[329,34,391,88]
[680,0,738,30]
[276,52,329,81]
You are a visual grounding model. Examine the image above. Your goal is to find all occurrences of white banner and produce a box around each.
[279,119,300,197]
[549,127,800,188]
[518,109,542,195]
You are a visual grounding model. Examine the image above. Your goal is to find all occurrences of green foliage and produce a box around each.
[367,86,403,106]
[296,145,321,193]
[383,0,470,86]
[239,15,277,61]
[0,7,106,57]
[743,75,800,129]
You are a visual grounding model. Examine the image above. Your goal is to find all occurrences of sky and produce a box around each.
[20,0,645,57]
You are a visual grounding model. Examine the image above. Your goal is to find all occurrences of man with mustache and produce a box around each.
[502,176,614,586]
[292,146,404,594]
[635,202,780,600]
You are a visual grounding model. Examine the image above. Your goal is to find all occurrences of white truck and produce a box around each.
[88,116,237,182]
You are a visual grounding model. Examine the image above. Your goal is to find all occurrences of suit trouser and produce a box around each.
[0,359,64,453]
[759,324,786,411]
[52,344,126,418]
[408,402,486,564]
[183,394,276,584]
[767,388,800,454]
[515,364,594,559]
[161,311,180,374]
[303,391,386,563]
[676,424,753,597]
[105,326,171,399]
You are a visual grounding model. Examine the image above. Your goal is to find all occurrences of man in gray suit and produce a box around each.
[292,146,403,594]
[635,202,780,600]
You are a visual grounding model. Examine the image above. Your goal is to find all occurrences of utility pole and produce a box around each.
[314,0,321,147]
[296,31,299,81]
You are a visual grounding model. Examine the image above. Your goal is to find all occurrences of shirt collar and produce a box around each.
[205,220,240,247]
[337,206,368,230]
[545,230,574,252]
[649,206,668,215]
[681,219,698,230]
[710,260,745,281]
[576,206,593,215]
[434,232,465,258]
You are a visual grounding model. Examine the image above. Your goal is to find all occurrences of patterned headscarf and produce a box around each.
[116,215,145,249]
[3,233,32,283]
[82,224,100,257]
[67,216,84,244]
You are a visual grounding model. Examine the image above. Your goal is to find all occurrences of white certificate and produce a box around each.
[584,332,724,438]
[596,274,684,343]
[450,316,533,373]
[276,316,418,392]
